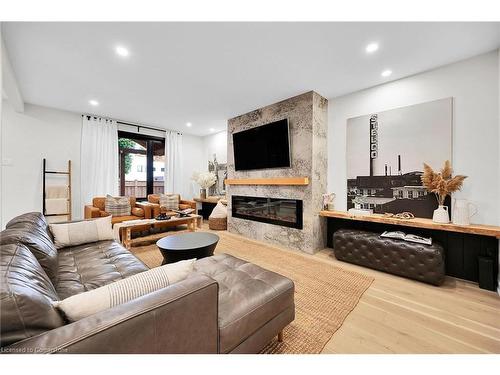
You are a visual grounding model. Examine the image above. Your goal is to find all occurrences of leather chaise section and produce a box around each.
[56,240,148,299]
[333,229,445,286]
[229,306,295,354]
[193,254,295,353]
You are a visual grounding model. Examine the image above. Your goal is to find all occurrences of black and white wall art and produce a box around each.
[346,98,453,218]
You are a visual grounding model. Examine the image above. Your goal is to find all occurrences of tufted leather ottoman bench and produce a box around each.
[192,254,295,353]
[333,229,445,286]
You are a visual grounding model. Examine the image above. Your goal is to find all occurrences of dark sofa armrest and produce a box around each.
[5,276,219,354]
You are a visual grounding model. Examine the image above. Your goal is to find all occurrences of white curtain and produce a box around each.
[80,116,119,208]
[164,130,183,194]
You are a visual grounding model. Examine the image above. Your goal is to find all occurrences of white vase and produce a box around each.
[452,199,478,226]
[432,205,450,223]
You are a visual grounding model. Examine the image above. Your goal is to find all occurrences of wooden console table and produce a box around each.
[320,210,500,291]
[194,196,222,219]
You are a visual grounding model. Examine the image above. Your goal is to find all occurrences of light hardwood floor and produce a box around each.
[202,226,500,354]
[316,249,500,353]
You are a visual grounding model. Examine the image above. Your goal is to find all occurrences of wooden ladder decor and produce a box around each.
[42,158,72,220]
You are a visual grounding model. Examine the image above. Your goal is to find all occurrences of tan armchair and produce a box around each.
[147,194,196,217]
[84,196,151,224]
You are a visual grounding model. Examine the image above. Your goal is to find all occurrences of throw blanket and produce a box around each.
[45,198,68,215]
[112,219,155,241]
[46,185,68,199]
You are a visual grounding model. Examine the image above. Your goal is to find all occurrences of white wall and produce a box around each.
[497,48,500,295]
[202,130,227,165]
[181,134,205,200]
[1,102,206,224]
[328,50,500,226]
[1,101,82,224]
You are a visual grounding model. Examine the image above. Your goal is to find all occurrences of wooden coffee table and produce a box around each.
[121,214,202,250]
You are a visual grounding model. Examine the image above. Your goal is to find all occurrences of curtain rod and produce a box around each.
[117,120,167,133]
[82,115,182,135]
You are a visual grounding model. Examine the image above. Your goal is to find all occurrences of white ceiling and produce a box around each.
[2,22,499,136]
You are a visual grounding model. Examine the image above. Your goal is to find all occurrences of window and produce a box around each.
[161,167,165,172]
[118,132,165,199]
[408,190,414,199]
[398,190,403,198]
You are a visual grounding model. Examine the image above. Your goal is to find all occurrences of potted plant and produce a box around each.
[421,160,467,223]
[192,171,217,199]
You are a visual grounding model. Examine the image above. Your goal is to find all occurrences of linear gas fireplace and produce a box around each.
[231,195,303,229]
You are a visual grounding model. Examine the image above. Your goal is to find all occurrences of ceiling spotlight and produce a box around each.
[186,122,192,127]
[381,69,392,77]
[209,128,215,132]
[89,99,99,106]
[365,42,379,54]
[115,46,130,57]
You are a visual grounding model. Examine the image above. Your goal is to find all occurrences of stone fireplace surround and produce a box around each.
[226,91,328,254]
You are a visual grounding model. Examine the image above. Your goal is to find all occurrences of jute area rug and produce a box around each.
[132,228,373,354]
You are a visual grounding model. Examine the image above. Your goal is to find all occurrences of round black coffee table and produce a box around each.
[156,232,219,265]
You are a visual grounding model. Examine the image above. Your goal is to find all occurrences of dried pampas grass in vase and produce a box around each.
[421,160,467,223]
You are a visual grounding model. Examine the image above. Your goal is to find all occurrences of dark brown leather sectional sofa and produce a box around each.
[0,212,295,354]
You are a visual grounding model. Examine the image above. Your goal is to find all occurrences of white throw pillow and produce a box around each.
[209,201,227,219]
[49,216,113,249]
[53,259,195,322]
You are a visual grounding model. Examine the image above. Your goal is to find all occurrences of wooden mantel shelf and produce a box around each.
[225,177,309,186]
[319,210,500,238]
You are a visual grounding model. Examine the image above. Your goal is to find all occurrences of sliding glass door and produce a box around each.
[118,131,165,199]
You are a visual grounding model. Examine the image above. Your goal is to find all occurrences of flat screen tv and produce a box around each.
[233,119,291,171]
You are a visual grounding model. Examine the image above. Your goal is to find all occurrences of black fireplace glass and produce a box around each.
[231,195,303,229]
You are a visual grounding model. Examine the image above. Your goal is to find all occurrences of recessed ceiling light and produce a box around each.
[381,69,392,77]
[209,128,215,132]
[115,46,130,57]
[365,42,379,54]
[186,122,192,127]
[89,99,99,106]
